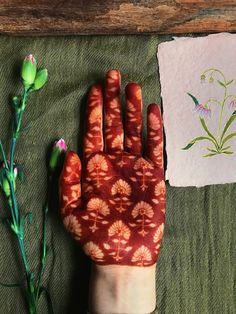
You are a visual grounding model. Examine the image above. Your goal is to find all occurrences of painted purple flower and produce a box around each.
[229,99,236,109]
[194,104,211,118]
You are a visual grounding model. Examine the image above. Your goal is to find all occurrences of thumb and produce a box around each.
[59,151,82,219]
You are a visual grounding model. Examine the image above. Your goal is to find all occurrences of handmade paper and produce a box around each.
[158,33,236,187]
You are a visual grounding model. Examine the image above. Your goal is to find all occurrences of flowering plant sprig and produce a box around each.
[183,68,236,157]
[0,55,60,314]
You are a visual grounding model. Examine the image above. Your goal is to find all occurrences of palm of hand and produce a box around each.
[60,70,165,266]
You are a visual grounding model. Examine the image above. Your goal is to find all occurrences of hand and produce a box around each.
[59,70,165,267]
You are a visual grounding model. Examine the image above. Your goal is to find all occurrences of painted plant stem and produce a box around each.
[183,68,236,157]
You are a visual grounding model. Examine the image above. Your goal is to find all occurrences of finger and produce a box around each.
[104,69,124,152]
[59,151,82,219]
[125,83,142,154]
[146,104,164,168]
[84,84,103,159]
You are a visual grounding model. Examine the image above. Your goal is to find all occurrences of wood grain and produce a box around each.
[0,1,236,35]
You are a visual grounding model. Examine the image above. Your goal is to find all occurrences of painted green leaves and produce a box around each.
[183,68,236,157]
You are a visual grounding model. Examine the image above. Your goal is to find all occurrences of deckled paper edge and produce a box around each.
[157,32,235,187]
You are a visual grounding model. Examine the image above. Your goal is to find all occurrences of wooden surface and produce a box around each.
[0,1,236,35]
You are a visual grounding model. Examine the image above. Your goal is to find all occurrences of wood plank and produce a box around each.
[0,1,235,35]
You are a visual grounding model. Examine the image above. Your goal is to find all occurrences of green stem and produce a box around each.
[6,88,38,314]
[205,98,221,106]
[35,204,48,302]
[9,179,37,314]
[218,86,227,140]
[0,140,8,169]
[202,68,226,82]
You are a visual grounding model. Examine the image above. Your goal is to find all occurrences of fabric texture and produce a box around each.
[59,70,165,266]
[0,34,235,314]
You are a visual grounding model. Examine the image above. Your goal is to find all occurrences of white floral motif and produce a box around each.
[63,215,82,240]
[153,144,163,166]
[82,198,110,232]
[149,113,160,130]
[83,242,104,262]
[130,201,156,236]
[154,180,165,202]
[111,179,132,212]
[131,245,152,266]
[131,158,154,191]
[111,134,123,149]
[87,154,108,187]
[108,220,131,261]
[89,107,102,124]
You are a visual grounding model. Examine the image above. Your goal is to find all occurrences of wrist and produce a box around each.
[89,263,157,314]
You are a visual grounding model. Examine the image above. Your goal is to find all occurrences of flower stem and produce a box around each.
[5,88,39,314]
[0,140,8,169]
[218,85,227,141]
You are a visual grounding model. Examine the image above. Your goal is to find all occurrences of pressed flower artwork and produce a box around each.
[183,68,236,157]
[158,33,236,186]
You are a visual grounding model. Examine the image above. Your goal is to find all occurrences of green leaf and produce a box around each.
[38,287,54,314]
[203,152,218,157]
[0,281,21,288]
[222,151,233,155]
[182,142,194,150]
[220,112,236,144]
[226,79,234,86]
[220,145,231,151]
[199,118,218,147]
[187,92,199,106]
[182,136,213,150]
[207,148,218,153]
[217,80,226,88]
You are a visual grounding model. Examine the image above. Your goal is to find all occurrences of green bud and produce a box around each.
[34,69,48,90]
[2,177,10,197]
[200,74,206,82]
[209,77,214,83]
[2,177,16,198]
[49,139,67,172]
[21,54,37,87]
[2,167,17,198]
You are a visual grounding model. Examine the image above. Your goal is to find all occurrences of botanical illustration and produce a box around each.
[183,68,236,157]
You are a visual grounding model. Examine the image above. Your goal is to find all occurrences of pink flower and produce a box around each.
[54,138,67,152]
[194,104,211,118]
[229,100,236,109]
[24,54,36,64]
[49,138,67,171]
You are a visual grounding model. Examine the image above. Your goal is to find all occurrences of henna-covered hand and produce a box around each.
[59,70,165,266]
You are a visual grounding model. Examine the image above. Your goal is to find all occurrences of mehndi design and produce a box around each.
[59,70,165,266]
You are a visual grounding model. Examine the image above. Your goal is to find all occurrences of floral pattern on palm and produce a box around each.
[183,68,236,157]
[59,70,165,266]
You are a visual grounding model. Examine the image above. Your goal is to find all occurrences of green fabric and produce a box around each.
[0,35,235,314]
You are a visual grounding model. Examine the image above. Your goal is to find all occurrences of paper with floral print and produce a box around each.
[158,33,236,187]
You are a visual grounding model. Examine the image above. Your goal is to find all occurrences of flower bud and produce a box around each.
[2,168,17,198]
[21,54,37,87]
[209,77,214,84]
[49,139,67,171]
[200,74,206,82]
[34,69,48,90]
